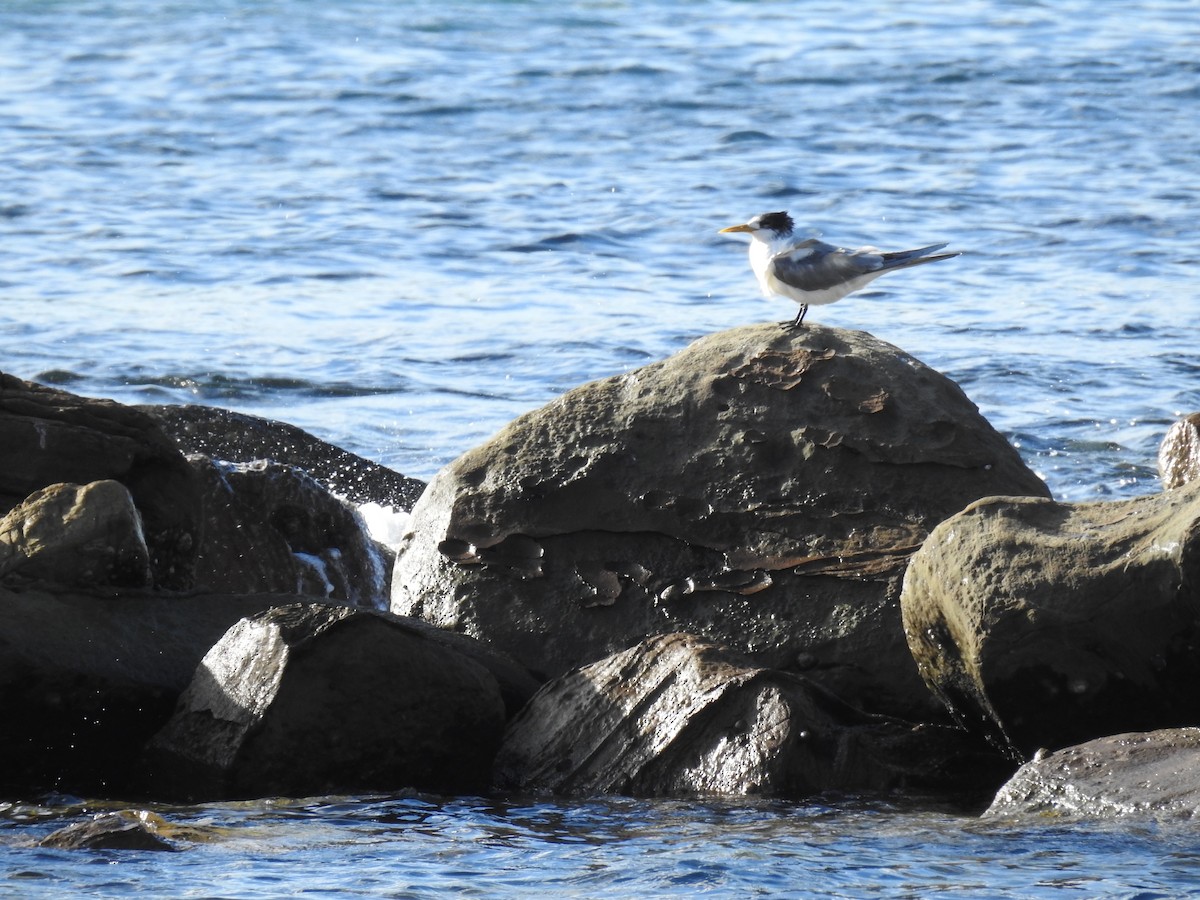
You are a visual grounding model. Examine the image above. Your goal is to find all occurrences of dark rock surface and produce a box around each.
[0,373,200,588]
[495,633,1007,799]
[0,586,301,795]
[189,456,390,608]
[984,729,1200,821]
[393,323,1049,720]
[1160,413,1200,490]
[145,603,507,800]
[0,480,150,588]
[141,403,426,510]
[39,810,178,851]
[901,484,1200,759]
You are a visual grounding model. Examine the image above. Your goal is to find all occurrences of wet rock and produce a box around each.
[0,373,201,588]
[494,633,1007,799]
[1160,413,1200,489]
[141,403,426,510]
[393,323,1049,720]
[189,456,390,608]
[0,585,296,796]
[983,729,1200,821]
[144,603,507,800]
[0,480,150,588]
[39,810,177,851]
[901,483,1200,760]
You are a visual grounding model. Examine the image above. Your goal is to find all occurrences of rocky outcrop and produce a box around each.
[0,373,200,588]
[984,729,1200,821]
[1160,413,1200,490]
[141,403,426,510]
[901,483,1200,759]
[0,480,150,588]
[145,603,507,800]
[495,633,1007,799]
[189,456,390,608]
[392,323,1049,720]
[0,586,289,795]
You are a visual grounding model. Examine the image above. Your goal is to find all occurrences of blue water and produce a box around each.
[3,0,1200,893]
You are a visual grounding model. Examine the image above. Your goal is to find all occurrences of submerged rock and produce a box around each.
[0,373,200,589]
[984,729,1200,821]
[141,403,426,510]
[1160,413,1200,490]
[0,480,151,588]
[495,633,1006,799]
[393,323,1048,719]
[145,603,507,800]
[189,456,390,608]
[901,483,1200,759]
[39,810,178,851]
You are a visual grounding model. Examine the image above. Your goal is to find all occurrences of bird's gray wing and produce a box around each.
[769,239,882,293]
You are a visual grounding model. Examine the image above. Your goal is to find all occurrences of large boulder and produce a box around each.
[141,403,426,510]
[144,603,507,800]
[984,729,1200,821]
[393,323,1048,719]
[901,483,1200,759]
[189,456,390,609]
[0,586,289,795]
[0,374,201,588]
[0,480,150,588]
[495,633,1007,799]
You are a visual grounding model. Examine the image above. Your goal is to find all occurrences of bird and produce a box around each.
[719,211,960,328]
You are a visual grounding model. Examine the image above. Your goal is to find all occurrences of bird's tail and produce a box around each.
[880,244,960,271]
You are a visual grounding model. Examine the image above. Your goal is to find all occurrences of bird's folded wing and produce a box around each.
[769,240,882,293]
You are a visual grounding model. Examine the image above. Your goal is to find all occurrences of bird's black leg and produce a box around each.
[781,304,808,330]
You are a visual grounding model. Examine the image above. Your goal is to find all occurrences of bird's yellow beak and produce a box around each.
[719,223,753,234]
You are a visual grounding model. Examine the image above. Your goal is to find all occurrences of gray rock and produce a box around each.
[39,810,177,851]
[901,483,1200,759]
[189,456,390,608]
[495,632,1006,798]
[393,323,1048,720]
[0,480,150,588]
[1160,413,1200,490]
[0,373,201,589]
[145,603,507,800]
[141,403,426,510]
[984,729,1200,821]
[0,586,290,795]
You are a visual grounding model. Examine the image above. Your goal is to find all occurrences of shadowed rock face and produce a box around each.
[495,633,1009,799]
[0,374,201,589]
[984,729,1200,821]
[393,323,1048,720]
[901,484,1200,759]
[144,604,508,801]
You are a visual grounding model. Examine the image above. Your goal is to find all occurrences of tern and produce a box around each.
[719,211,959,328]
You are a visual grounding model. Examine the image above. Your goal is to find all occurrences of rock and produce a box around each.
[393,323,1049,720]
[1160,413,1200,489]
[189,456,390,609]
[144,603,507,800]
[141,403,426,510]
[494,633,1007,799]
[0,585,300,796]
[983,729,1200,821]
[0,480,150,588]
[901,483,1200,760]
[0,373,200,589]
[39,810,177,851]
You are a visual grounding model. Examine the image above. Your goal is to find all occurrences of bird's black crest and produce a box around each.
[758,211,794,235]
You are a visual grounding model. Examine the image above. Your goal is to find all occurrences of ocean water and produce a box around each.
[3,0,1200,893]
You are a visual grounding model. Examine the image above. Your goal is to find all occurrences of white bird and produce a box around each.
[719,211,960,328]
